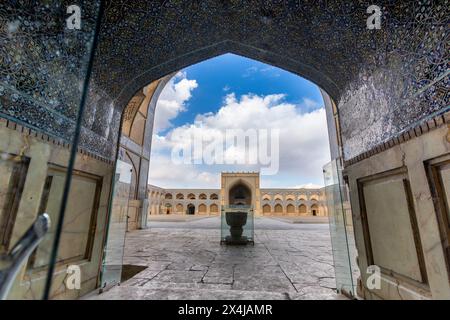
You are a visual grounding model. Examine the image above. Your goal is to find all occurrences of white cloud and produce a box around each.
[260,66,280,77]
[153,72,198,133]
[242,66,258,78]
[298,97,320,113]
[293,183,323,189]
[148,154,220,188]
[242,65,281,78]
[260,66,274,72]
[149,92,331,188]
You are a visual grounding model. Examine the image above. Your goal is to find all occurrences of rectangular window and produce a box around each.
[29,166,102,269]
[0,153,29,254]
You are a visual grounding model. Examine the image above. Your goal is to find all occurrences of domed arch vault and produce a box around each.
[79,1,448,165]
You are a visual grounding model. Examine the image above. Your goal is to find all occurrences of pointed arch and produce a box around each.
[299,204,307,215]
[262,204,271,215]
[274,203,283,215]
[210,203,219,214]
[287,204,295,215]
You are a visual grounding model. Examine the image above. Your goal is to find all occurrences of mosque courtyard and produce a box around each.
[89,217,346,300]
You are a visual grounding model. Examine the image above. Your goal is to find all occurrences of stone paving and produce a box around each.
[89,217,346,300]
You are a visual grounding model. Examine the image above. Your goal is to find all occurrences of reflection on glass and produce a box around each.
[100,160,133,290]
[323,159,359,297]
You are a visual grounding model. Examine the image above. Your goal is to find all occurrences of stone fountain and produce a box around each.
[225,211,248,245]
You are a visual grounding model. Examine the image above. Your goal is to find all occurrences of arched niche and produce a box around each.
[228,183,252,206]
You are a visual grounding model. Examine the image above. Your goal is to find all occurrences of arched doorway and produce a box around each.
[274,203,283,215]
[187,204,195,215]
[262,204,271,215]
[210,204,218,214]
[311,204,319,216]
[299,204,307,215]
[106,54,348,300]
[228,183,252,206]
[198,204,207,215]
[286,204,295,215]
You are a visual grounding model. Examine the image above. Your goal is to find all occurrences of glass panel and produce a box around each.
[100,160,133,290]
[0,1,102,299]
[221,205,254,245]
[323,159,358,297]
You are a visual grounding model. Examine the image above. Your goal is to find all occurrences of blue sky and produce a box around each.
[149,53,330,188]
[160,53,324,135]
